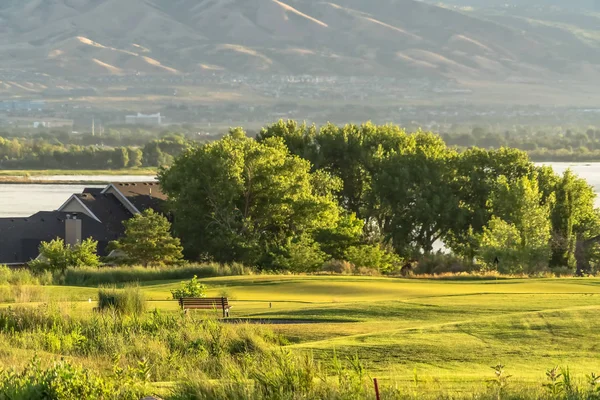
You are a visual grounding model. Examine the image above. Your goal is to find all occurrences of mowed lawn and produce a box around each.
[7,275,600,387]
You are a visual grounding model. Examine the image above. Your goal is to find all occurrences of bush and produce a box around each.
[272,236,327,272]
[171,275,207,299]
[344,244,401,273]
[321,259,355,274]
[413,253,473,275]
[98,285,146,316]
[0,356,148,400]
[29,238,100,272]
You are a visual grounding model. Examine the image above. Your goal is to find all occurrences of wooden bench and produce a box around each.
[179,297,231,318]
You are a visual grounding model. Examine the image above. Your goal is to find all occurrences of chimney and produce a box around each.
[65,214,82,247]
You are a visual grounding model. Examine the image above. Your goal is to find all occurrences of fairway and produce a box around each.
[9,275,600,390]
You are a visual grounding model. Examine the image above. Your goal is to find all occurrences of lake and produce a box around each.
[0,175,156,218]
[0,164,600,218]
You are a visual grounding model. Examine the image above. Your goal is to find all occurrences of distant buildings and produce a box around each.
[0,100,45,112]
[125,113,163,126]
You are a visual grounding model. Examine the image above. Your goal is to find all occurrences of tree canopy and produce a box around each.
[160,120,600,275]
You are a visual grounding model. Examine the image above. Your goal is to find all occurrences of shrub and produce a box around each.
[29,238,100,272]
[413,253,472,275]
[171,275,207,299]
[0,356,148,400]
[344,244,401,273]
[355,266,380,276]
[321,259,355,275]
[272,236,327,273]
[98,285,146,316]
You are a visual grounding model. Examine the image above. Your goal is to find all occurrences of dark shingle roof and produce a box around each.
[0,211,120,264]
[111,182,167,213]
[76,192,133,236]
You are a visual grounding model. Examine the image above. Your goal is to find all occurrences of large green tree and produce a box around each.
[159,129,341,268]
[477,175,552,273]
[445,147,534,259]
[371,131,460,256]
[113,209,183,267]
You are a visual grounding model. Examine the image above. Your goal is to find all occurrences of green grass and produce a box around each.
[3,275,600,392]
[0,169,157,177]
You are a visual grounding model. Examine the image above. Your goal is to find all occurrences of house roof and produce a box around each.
[76,191,133,236]
[0,211,119,264]
[83,188,104,196]
[109,182,167,213]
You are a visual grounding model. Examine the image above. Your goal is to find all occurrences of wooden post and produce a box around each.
[373,378,381,400]
[221,297,226,318]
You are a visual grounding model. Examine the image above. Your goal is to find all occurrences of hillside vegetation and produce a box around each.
[0,0,599,83]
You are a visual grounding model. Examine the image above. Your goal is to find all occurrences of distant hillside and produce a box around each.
[0,0,599,85]
[433,0,600,10]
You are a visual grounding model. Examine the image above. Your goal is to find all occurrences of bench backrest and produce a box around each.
[179,297,229,308]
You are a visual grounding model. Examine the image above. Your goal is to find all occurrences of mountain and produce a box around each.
[0,0,599,85]
[431,0,600,10]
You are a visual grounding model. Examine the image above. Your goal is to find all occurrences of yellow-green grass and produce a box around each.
[4,275,600,389]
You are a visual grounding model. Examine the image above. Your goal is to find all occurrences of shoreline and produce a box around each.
[0,169,157,177]
[0,179,115,185]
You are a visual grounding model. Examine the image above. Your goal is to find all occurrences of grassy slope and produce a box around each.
[13,275,600,387]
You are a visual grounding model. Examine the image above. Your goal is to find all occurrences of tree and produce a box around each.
[113,209,183,267]
[372,131,461,256]
[477,217,524,274]
[445,147,534,260]
[29,238,100,271]
[315,213,364,259]
[127,148,143,168]
[549,171,576,270]
[159,129,341,269]
[112,147,129,169]
[477,175,552,273]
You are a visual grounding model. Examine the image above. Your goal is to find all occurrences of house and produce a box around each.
[0,182,167,266]
[125,113,163,126]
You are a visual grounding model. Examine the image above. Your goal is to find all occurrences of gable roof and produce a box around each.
[103,182,167,214]
[76,191,133,236]
[57,194,102,222]
[0,211,121,264]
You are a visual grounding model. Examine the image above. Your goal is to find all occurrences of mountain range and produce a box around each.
[0,0,599,85]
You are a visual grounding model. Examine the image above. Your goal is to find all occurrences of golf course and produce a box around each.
[3,273,600,398]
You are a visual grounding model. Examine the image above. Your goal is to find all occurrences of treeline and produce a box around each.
[0,125,215,147]
[160,120,600,275]
[443,126,600,161]
[0,134,191,169]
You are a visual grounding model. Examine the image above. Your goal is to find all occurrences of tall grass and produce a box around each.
[0,305,283,382]
[57,263,248,286]
[1,304,600,399]
[97,285,146,316]
[0,265,52,286]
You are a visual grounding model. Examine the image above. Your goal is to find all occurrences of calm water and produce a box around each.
[0,175,156,218]
[0,165,599,218]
